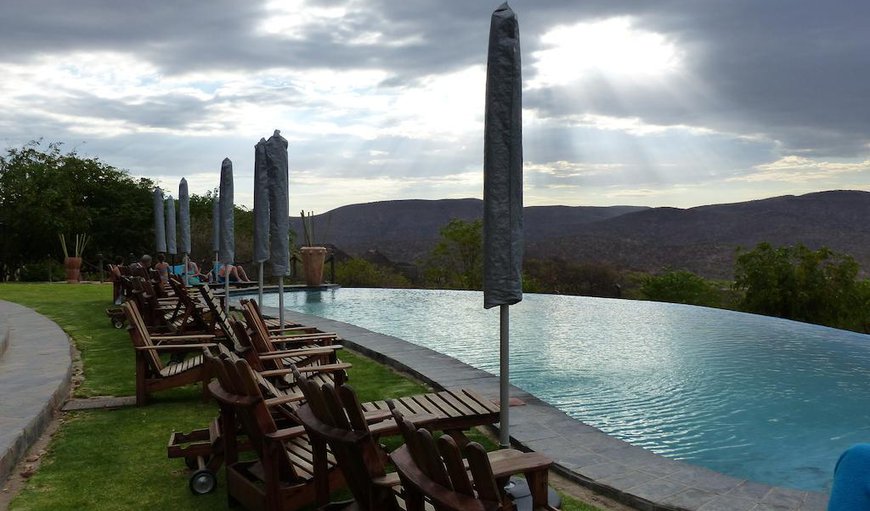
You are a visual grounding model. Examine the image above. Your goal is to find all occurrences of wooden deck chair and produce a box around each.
[166,276,212,334]
[244,298,311,333]
[122,301,216,406]
[239,299,349,387]
[206,354,344,511]
[293,378,404,511]
[240,298,339,348]
[391,424,503,511]
[391,409,559,511]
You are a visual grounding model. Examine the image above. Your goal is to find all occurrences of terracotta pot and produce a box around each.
[64,256,82,283]
[300,246,327,287]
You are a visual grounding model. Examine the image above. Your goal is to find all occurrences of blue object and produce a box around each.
[828,444,870,510]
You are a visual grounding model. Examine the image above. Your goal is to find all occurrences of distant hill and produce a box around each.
[293,190,870,279]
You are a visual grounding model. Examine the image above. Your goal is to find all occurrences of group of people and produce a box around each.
[108,254,252,303]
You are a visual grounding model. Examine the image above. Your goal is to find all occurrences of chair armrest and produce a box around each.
[265,425,306,440]
[487,450,552,479]
[264,393,305,407]
[152,334,216,341]
[135,343,215,351]
[257,346,339,359]
[371,472,401,488]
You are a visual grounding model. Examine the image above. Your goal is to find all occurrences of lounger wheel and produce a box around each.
[189,469,217,495]
[111,318,125,329]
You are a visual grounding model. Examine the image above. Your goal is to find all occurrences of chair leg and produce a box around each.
[136,354,148,406]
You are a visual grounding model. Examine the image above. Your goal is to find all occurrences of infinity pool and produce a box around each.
[258,288,870,492]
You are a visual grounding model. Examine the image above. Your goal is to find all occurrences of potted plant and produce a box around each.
[59,233,89,283]
[300,210,327,287]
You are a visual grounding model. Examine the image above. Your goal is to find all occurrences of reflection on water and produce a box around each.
[255,288,870,492]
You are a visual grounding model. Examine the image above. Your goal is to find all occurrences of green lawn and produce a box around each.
[0,283,601,511]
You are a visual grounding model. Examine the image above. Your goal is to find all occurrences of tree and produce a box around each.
[0,140,154,280]
[335,258,411,288]
[423,219,483,290]
[640,269,722,307]
[733,242,867,330]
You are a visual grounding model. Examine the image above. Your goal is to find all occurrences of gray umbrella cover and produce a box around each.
[211,197,220,254]
[165,196,177,255]
[219,158,235,264]
[265,130,290,277]
[483,2,523,310]
[178,178,191,254]
[153,187,167,254]
[253,138,270,263]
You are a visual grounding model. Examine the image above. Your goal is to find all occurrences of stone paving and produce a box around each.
[262,305,829,511]
[0,300,73,486]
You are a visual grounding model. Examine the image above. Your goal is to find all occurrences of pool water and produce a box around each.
[258,288,870,492]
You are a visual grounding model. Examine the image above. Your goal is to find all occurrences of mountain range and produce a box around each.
[291,190,870,279]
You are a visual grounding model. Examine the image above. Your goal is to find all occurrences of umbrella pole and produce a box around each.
[258,263,264,307]
[278,277,285,334]
[499,304,510,448]
[183,254,189,287]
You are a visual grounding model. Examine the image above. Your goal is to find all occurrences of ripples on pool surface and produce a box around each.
[258,288,870,492]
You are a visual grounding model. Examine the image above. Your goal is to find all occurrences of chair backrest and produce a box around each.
[207,353,302,483]
[239,300,280,361]
[121,301,163,373]
[390,408,502,511]
[293,371,399,511]
[198,285,244,351]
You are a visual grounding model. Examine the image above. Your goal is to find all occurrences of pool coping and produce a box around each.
[0,300,73,487]
[261,305,829,511]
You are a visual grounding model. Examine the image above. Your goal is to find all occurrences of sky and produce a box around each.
[1,0,869,213]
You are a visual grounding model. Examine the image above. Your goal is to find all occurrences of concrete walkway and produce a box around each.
[263,305,828,511]
[0,300,73,485]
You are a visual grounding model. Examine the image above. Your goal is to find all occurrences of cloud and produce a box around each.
[732,156,870,183]
[0,0,868,212]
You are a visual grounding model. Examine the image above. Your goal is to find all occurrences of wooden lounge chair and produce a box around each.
[391,422,505,511]
[122,301,216,406]
[238,299,349,387]
[293,375,404,510]
[390,408,558,511]
[206,354,344,510]
[239,298,339,346]
[295,372,554,511]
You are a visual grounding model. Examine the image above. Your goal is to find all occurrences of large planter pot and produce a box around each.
[64,257,82,283]
[300,246,327,287]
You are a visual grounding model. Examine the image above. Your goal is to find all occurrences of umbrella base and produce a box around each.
[505,476,562,511]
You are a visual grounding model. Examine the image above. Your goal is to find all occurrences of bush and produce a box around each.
[18,259,66,282]
[640,269,722,307]
[336,258,411,288]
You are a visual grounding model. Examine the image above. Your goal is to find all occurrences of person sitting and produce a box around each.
[217,263,251,283]
[128,254,152,278]
[179,260,206,284]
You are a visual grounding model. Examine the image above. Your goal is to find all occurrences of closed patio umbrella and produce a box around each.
[483,2,523,448]
[253,138,270,305]
[153,187,166,254]
[166,195,177,259]
[265,130,289,332]
[212,196,220,287]
[179,178,191,285]
[219,157,234,310]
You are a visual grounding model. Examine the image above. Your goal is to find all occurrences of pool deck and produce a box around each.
[0,300,73,487]
[264,306,829,511]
